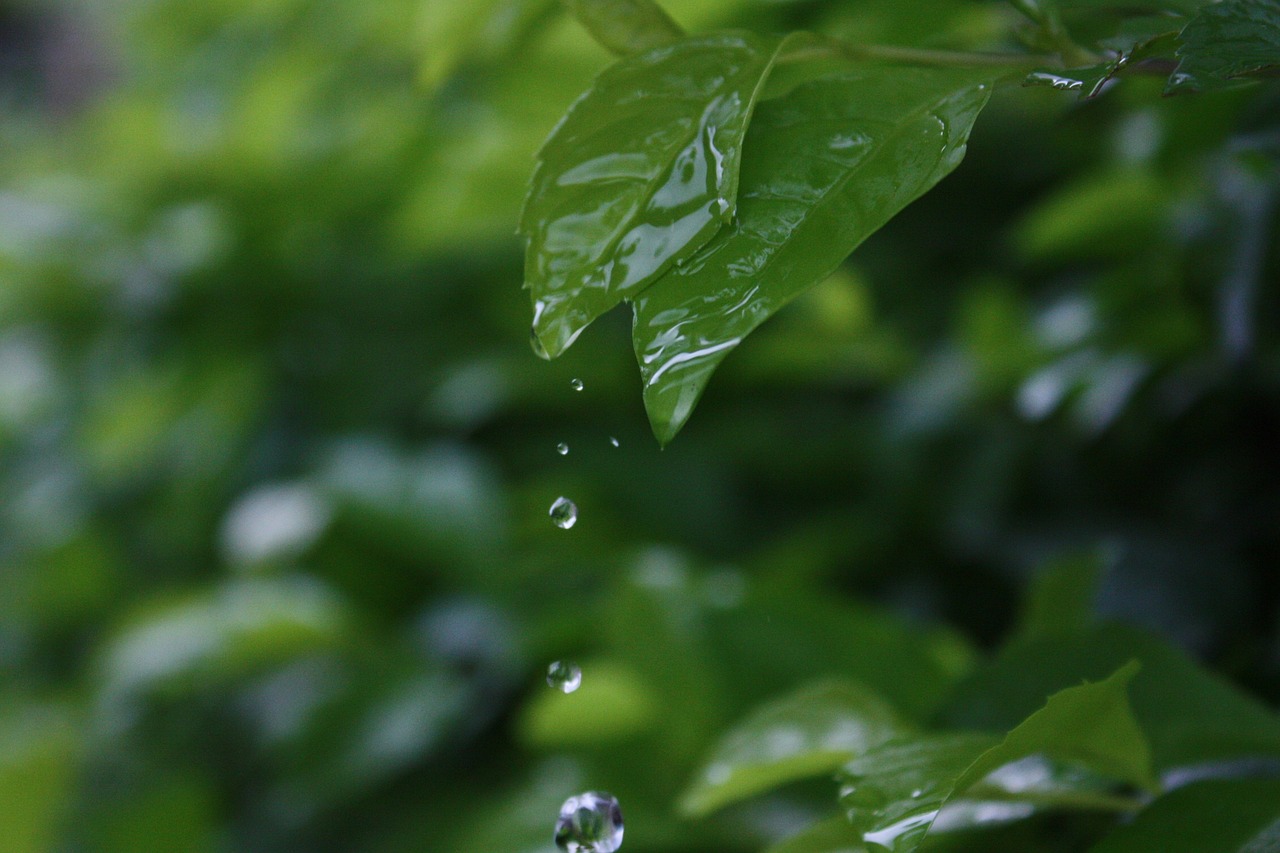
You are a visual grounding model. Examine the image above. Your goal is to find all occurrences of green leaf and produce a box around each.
[521,31,789,357]
[517,659,661,746]
[942,624,1280,771]
[630,65,994,443]
[1088,779,1280,853]
[1166,0,1280,93]
[1014,550,1104,641]
[0,705,78,853]
[766,817,870,853]
[839,663,1153,853]
[563,0,685,56]
[680,678,907,817]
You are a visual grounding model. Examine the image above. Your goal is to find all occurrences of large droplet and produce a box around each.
[570,378,584,391]
[555,791,623,853]
[546,660,582,694]
[556,442,570,456]
[531,328,552,361]
[549,496,578,529]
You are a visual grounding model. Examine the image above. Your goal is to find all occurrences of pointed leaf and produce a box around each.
[521,32,789,356]
[630,66,995,443]
[680,679,908,817]
[942,624,1280,771]
[839,663,1153,853]
[1166,0,1280,93]
[563,0,684,56]
[1088,779,1280,853]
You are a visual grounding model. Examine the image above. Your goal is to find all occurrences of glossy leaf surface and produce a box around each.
[521,32,786,356]
[942,624,1280,771]
[1088,779,1280,853]
[563,0,684,56]
[680,678,907,817]
[839,663,1152,853]
[1166,0,1280,93]
[630,66,995,443]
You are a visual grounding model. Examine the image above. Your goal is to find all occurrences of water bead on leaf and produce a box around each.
[550,496,578,529]
[555,791,624,853]
[547,660,582,694]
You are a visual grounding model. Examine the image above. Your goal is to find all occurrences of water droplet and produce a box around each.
[608,436,619,448]
[546,660,582,693]
[531,329,551,361]
[556,442,570,456]
[555,791,623,853]
[911,788,923,799]
[570,378,584,391]
[549,497,578,529]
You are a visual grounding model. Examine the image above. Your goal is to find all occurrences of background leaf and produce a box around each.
[680,678,907,817]
[630,64,995,443]
[1088,779,1280,853]
[562,0,685,56]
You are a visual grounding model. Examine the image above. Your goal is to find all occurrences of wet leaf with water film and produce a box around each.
[631,65,995,443]
[838,662,1153,853]
[521,31,789,356]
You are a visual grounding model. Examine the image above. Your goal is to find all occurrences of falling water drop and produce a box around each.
[570,378,584,391]
[546,660,582,694]
[549,496,578,529]
[608,436,619,448]
[555,791,624,852]
[531,329,551,361]
[556,442,570,456]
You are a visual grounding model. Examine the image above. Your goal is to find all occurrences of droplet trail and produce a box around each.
[546,660,582,694]
[555,791,623,852]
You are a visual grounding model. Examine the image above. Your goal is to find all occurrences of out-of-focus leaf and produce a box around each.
[766,816,870,853]
[521,31,788,356]
[1015,551,1104,640]
[96,576,346,712]
[1166,0,1280,93]
[563,0,684,55]
[840,663,1152,853]
[518,659,661,745]
[1088,779,1280,853]
[0,705,77,853]
[1013,170,1171,263]
[421,0,555,87]
[630,66,994,443]
[943,624,1280,771]
[680,679,907,817]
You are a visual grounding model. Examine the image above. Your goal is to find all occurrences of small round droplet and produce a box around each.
[546,660,582,694]
[608,436,619,448]
[556,442,570,456]
[555,791,623,853]
[531,329,551,361]
[570,378,584,391]
[549,496,578,529]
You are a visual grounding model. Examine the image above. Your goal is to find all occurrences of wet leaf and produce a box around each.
[629,65,994,443]
[1088,779,1280,853]
[521,31,789,356]
[563,0,684,56]
[1166,0,1280,93]
[680,679,907,817]
[839,663,1153,853]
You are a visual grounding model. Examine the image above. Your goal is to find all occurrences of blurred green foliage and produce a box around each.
[1,0,1278,851]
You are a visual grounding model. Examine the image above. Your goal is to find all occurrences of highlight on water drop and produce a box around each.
[556,442,570,456]
[549,496,578,529]
[608,436,619,448]
[570,378,584,391]
[546,660,582,694]
[555,791,623,852]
